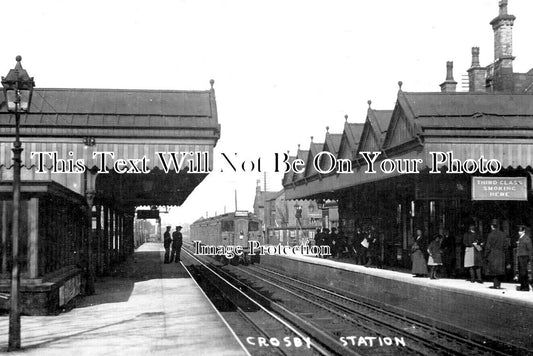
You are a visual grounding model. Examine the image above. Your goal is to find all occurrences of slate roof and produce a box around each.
[293,149,309,182]
[28,88,213,116]
[324,133,342,154]
[402,92,533,118]
[343,122,364,154]
[305,142,324,178]
[513,69,533,94]
[0,87,220,135]
[282,155,297,186]
[253,189,280,213]
[397,92,533,139]
[373,110,393,136]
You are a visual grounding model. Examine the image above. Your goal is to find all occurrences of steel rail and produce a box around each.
[236,265,434,355]
[245,264,518,356]
[182,249,337,356]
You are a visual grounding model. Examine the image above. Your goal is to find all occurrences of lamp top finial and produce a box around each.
[14,55,24,71]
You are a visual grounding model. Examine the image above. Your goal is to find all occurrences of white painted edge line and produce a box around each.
[275,253,533,307]
[180,258,252,356]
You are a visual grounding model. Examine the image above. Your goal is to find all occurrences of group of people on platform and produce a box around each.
[313,226,384,267]
[410,220,533,291]
[312,219,532,292]
[163,225,183,263]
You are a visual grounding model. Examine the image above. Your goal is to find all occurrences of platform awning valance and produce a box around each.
[284,140,533,200]
[0,141,214,172]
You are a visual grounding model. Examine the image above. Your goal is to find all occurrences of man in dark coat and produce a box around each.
[336,228,347,258]
[355,227,366,265]
[454,229,464,277]
[322,228,331,258]
[516,224,533,291]
[330,228,339,258]
[314,228,322,247]
[163,226,172,264]
[484,220,508,289]
[314,228,324,257]
[170,226,183,263]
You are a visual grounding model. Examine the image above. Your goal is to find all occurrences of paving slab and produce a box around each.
[0,243,247,356]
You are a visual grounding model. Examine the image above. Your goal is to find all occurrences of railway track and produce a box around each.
[182,249,333,356]
[234,264,523,356]
[183,245,528,355]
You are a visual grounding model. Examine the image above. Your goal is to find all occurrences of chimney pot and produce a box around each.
[446,61,454,81]
[471,47,480,67]
[440,61,457,93]
[499,0,508,16]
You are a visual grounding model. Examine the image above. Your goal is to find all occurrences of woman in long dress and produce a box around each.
[411,229,428,277]
[463,224,484,283]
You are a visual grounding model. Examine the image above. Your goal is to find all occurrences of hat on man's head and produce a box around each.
[166,226,171,229]
[490,219,499,226]
[176,226,182,229]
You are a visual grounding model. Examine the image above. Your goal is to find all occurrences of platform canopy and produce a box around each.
[0,85,220,207]
[283,91,533,200]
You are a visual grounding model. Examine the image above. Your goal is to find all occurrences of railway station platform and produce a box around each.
[260,253,533,351]
[0,243,247,356]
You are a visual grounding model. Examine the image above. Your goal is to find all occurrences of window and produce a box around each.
[248,221,259,231]
[221,221,234,232]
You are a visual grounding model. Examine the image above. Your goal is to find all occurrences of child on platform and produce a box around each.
[427,234,443,279]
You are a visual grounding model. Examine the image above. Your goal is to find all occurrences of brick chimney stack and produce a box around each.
[490,0,516,92]
[468,47,486,92]
[440,61,457,92]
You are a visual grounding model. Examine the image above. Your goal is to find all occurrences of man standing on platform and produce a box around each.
[170,226,183,263]
[163,226,172,264]
[440,229,455,277]
[484,220,508,289]
[516,224,532,291]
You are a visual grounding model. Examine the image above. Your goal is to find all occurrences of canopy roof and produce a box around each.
[0,85,220,207]
[283,90,533,200]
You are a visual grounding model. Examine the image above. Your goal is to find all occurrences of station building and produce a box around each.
[0,82,220,314]
[253,182,339,245]
[282,0,533,269]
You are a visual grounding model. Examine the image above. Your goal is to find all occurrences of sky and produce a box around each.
[3,0,533,225]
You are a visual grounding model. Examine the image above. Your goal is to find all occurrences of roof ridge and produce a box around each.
[403,91,533,96]
[35,88,211,94]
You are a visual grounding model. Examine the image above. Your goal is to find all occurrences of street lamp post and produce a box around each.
[1,55,35,351]
[294,202,302,243]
